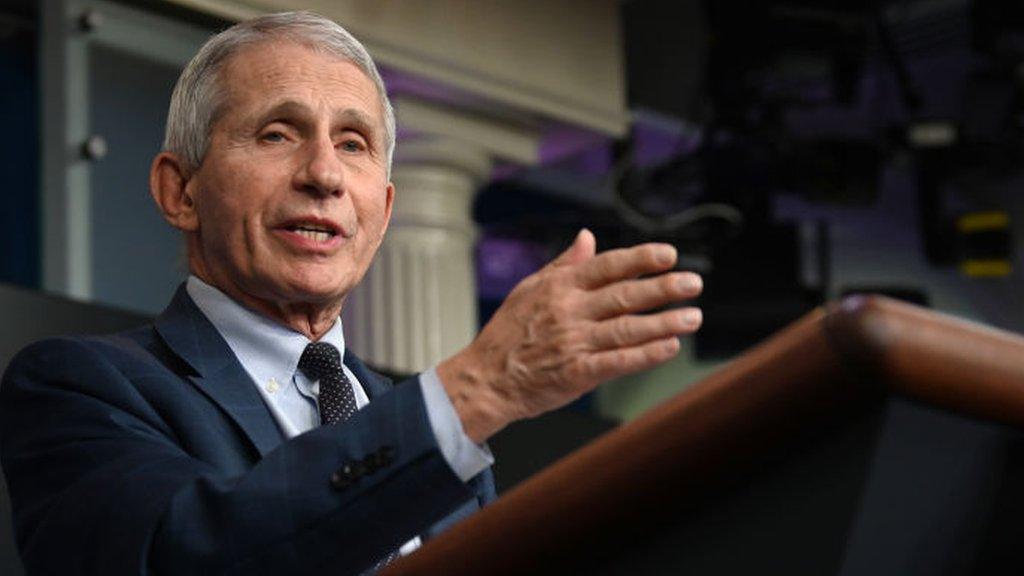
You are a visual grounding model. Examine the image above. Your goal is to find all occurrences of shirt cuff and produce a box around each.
[419,367,494,482]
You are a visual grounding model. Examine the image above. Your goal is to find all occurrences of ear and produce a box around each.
[149,152,199,232]
[380,180,395,238]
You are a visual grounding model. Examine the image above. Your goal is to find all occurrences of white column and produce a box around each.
[343,139,492,373]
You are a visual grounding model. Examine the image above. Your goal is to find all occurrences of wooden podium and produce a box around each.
[384,296,1024,575]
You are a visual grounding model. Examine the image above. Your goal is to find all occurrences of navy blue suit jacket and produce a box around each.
[0,286,495,575]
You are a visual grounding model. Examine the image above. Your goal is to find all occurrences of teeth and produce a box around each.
[295,229,332,242]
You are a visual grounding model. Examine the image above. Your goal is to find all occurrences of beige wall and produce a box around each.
[163,0,629,135]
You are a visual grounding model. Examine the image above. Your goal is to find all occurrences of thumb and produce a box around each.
[550,228,596,268]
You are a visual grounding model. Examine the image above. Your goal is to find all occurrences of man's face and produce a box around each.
[184,40,393,313]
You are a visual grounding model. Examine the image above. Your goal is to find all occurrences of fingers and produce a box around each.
[586,272,702,319]
[582,337,683,383]
[549,228,597,268]
[588,307,702,350]
[573,242,678,289]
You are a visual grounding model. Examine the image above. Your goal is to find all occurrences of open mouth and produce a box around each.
[286,224,337,243]
[278,217,345,245]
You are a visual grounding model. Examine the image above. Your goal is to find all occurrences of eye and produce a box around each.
[260,131,286,143]
[340,138,365,153]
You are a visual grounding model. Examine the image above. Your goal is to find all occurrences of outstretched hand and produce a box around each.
[437,229,703,443]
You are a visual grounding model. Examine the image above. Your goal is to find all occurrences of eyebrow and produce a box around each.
[251,100,380,143]
[335,108,377,141]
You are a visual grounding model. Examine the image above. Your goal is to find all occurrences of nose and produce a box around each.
[294,135,343,197]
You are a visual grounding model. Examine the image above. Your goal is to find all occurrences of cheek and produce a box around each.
[362,206,389,254]
[195,190,259,258]
[199,196,239,238]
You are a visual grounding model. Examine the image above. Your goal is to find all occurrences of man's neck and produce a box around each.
[189,271,342,341]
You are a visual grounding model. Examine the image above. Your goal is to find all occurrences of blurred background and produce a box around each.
[2,1,1024,573]
[0,0,1021,424]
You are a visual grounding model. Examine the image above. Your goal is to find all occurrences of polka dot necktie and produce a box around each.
[298,342,400,571]
[298,342,358,425]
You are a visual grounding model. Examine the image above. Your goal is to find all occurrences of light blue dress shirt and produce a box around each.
[186,276,493,555]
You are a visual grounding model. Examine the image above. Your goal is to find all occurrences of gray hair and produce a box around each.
[163,11,395,176]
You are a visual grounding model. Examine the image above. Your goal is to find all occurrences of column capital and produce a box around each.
[393,95,543,172]
[388,159,478,237]
[394,137,493,185]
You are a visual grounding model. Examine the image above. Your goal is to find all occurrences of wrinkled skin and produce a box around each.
[150,41,393,340]
[439,229,702,443]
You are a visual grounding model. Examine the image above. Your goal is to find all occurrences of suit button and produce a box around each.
[348,460,367,477]
[330,461,366,490]
[361,454,378,474]
[363,450,388,472]
[329,470,351,490]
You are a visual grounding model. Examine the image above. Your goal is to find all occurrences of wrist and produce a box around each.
[436,346,514,444]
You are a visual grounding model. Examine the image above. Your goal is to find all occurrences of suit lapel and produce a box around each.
[343,349,393,400]
[154,285,283,457]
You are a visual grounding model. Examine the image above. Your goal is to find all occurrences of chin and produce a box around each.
[277,274,353,305]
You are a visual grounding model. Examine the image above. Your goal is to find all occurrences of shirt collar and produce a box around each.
[185,275,347,388]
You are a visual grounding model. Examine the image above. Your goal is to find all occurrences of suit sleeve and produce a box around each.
[0,337,488,575]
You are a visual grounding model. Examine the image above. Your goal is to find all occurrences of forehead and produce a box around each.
[218,40,383,119]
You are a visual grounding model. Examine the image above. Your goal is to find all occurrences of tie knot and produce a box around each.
[298,341,342,381]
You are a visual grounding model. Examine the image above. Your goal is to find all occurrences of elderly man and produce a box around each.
[1,11,702,576]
